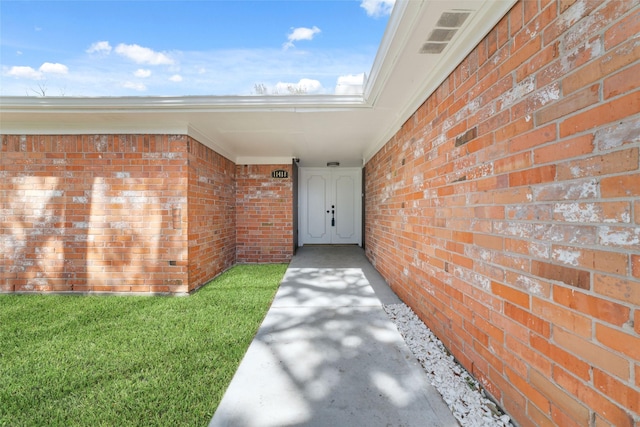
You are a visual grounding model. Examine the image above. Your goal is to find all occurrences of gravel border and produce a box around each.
[383,303,513,427]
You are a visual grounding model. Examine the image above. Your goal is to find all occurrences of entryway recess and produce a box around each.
[299,167,362,246]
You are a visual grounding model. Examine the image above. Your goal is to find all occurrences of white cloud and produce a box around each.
[134,68,152,78]
[115,43,174,65]
[335,73,366,95]
[360,0,395,17]
[39,62,68,74]
[122,81,147,91]
[283,26,321,49]
[169,74,183,82]
[7,62,69,80]
[87,41,112,54]
[7,65,42,79]
[274,78,323,94]
[1,45,378,96]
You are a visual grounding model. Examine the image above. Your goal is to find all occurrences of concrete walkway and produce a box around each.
[209,245,457,427]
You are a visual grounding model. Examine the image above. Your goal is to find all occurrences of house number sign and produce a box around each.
[271,169,289,179]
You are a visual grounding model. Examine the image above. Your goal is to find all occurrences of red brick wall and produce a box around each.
[187,138,236,290]
[1,135,189,293]
[236,164,293,263]
[365,1,639,426]
[1,134,292,293]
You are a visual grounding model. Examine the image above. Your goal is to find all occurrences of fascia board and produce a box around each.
[235,156,294,165]
[0,94,367,114]
[363,0,424,106]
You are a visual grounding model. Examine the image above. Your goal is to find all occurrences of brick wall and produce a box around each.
[236,164,293,263]
[365,1,639,426]
[1,134,293,292]
[187,138,236,290]
[0,134,189,293]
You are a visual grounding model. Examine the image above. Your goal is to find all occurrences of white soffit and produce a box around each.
[0,0,516,167]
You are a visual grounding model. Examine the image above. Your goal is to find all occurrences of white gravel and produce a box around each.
[383,303,513,427]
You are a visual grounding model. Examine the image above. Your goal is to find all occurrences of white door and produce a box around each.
[299,167,362,246]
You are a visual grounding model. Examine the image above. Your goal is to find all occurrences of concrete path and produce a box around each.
[209,245,457,427]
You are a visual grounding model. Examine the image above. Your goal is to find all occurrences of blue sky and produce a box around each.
[1,0,394,96]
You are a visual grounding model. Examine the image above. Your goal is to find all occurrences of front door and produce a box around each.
[299,167,362,246]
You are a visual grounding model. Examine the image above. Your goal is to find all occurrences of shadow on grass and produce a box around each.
[0,264,288,427]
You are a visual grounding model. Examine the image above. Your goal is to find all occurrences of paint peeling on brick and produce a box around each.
[598,226,640,247]
[594,116,640,151]
[532,179,598,201]
[515,275,544,296]
[455,266,491,291]
[92,135,108,152]
[533,84,561,107]
[529,242,550,259]
[552,248,581,266]
[534,224,597,245]
[442,117,456,132]
[493,221,534,238]
[433,133,447,147]
[561,0,587,28]
[455,99,481,123]
[525,22,539,40]
[553,202,599,222]
[499,76,535,109]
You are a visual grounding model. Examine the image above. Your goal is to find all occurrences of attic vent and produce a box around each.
[420,43,447,54]
[436,11,471,28]
[420,10,471,55]
[428,28,458,42]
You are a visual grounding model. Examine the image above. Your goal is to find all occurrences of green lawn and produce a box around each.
[0,264,288,427]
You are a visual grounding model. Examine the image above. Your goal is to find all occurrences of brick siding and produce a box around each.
[236,164,293,263]
[364,1,639,426]
[1,134,292,293]
[187,138,237,290]
[0,134,189,293]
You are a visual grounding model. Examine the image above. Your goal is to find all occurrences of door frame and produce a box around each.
[298,167,363,247]
[292,158,299,254]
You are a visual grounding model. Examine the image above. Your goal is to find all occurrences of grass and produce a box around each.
[0,264,288,427]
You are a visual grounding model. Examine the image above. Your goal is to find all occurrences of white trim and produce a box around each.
[0,94,366,113]
[235,156,294,165]
[363,0,418,105]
